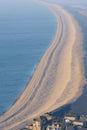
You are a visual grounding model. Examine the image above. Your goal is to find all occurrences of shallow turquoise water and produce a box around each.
[0,0,56,115]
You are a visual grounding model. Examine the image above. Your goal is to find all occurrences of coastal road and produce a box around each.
[0,1,85,130]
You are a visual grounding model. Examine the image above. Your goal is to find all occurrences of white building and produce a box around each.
[25,120,41,130]
[46,123,61,130]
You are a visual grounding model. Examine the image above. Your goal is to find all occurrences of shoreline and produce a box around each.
[0,1,86,130]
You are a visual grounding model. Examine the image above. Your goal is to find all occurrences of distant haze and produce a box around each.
[45,0,87,5]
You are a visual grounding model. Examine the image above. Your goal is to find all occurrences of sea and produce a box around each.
[0,0,56,115]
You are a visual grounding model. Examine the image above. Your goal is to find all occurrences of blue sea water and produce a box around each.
[0,0,56,115]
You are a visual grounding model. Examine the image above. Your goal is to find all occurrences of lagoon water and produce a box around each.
[0,0,56,115]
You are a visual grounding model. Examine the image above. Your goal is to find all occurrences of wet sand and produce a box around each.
[0,0,86,130]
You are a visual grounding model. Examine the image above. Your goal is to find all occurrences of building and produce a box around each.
[72,121,84,127]
[80,116,87,122]
[46,122,61,130]
[67,126,74,130]
[43,113,52,121]
[64,115,76,121]
[24,119,41,130]
[64,119,72,124]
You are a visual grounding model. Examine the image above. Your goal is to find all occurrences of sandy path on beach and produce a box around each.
[0,1,86,130]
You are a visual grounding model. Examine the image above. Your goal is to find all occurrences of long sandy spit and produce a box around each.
[0,0,86,130]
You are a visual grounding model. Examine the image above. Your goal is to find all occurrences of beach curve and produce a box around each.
[0,0,86,130]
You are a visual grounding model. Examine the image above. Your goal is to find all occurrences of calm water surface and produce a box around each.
[0,0,56,115]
